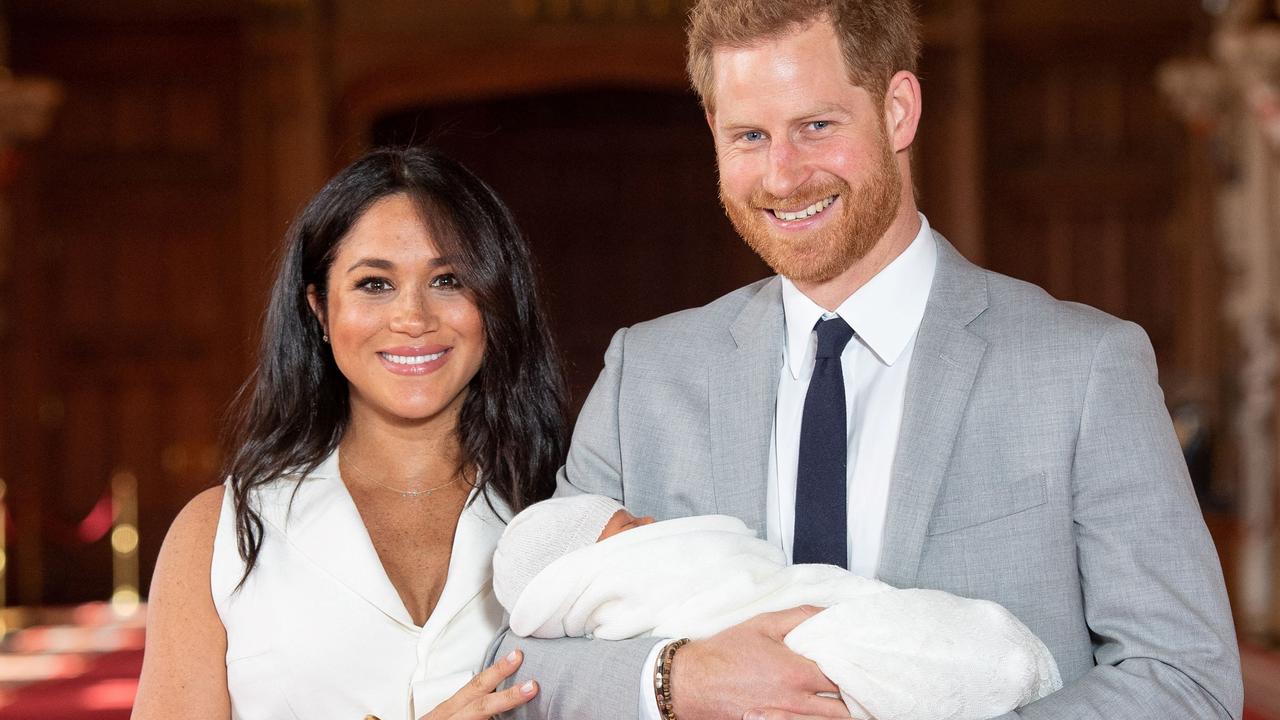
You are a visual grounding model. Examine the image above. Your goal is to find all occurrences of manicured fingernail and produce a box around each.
[505,650,520,665]
[743,711,764,720]
[520,680,536,695]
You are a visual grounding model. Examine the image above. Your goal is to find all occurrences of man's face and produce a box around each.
[708,20,902,284]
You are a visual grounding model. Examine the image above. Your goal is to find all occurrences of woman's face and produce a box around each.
[310,193,484,426]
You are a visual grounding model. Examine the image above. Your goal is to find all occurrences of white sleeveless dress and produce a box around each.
[210,451,508,720]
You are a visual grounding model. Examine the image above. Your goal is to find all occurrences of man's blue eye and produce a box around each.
[811,121,829,130]
[743,131,764,142]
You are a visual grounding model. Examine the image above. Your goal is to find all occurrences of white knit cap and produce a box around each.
[492,494,624,613]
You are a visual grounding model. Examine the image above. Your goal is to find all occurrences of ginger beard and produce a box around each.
[721,125,902,284]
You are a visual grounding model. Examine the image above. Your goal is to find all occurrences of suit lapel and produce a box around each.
[877,236,990,588]
[708,278,784,535]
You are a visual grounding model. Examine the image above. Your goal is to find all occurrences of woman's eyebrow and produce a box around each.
[346,255,456,273]
[347,257,394,273]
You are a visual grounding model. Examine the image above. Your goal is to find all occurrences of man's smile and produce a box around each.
[763,194,839,224]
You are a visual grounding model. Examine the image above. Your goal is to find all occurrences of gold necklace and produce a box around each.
[341,456,463,498]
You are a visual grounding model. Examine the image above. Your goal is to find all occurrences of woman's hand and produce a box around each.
[418,649,539,720]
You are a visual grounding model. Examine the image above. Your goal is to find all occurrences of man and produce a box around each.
[495,1,1242,718]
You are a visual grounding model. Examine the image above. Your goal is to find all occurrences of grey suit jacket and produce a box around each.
[496,233,1242,719]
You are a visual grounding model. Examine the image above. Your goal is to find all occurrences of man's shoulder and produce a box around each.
[623,276,775,349]
[976,265,1145,352]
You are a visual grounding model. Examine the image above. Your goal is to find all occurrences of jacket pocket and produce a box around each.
[926,470,1048,536]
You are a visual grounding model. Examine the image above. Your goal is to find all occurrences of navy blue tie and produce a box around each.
[794,316,855,568]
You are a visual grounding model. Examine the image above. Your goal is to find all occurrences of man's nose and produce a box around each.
[762,138,811,200]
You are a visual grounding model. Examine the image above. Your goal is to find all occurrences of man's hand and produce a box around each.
[668,606,850,720]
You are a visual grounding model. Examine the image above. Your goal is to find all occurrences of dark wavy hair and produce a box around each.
[223,146,567,579]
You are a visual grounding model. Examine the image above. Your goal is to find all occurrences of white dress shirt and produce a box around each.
[768,214,937,576]
[638,214,938,718]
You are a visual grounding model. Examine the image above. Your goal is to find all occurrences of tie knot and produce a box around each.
[814,316,855,359]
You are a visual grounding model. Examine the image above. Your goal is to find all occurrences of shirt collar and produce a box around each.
[781,213,938,379]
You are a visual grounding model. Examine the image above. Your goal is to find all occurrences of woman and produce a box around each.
[133,147,566,719]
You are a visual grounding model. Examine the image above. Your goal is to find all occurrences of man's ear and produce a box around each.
[705,110,716,134]
[885,70,922,153]
[306,284,327,337]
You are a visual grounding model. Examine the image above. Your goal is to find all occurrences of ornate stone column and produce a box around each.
[1159,0,1280,640]
[0,12,61,611]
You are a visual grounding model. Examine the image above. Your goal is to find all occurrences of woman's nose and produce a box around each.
[388,293,437,336]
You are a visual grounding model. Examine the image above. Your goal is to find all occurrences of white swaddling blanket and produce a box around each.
[505,514,1061,720]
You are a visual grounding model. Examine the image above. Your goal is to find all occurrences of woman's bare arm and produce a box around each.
[131,486,230,720]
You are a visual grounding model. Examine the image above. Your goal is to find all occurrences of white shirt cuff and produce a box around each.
[637,638,679,720]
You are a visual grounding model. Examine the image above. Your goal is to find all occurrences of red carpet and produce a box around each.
[0,603,143,719]
[1244,641,1280,720]
[0,650,141,718]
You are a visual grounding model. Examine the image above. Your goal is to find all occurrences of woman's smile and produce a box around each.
[378,345,452,375]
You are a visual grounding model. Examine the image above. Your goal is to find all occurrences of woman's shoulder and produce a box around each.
[158,486,227,576]
[183,485,227,522]
[133,485,230,717]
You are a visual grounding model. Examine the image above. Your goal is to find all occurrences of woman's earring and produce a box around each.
[322,333,330,343]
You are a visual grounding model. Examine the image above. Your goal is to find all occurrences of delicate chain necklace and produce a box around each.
[341,455,463,498]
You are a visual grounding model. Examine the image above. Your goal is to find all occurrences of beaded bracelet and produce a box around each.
[653,638,691,720]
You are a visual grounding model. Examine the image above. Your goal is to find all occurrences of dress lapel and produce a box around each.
[877,235,990,588]
[261,454,511,634]
[258,451,418,630]
[709,278,784,535]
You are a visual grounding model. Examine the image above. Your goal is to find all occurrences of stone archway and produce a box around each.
[332,33,690,165]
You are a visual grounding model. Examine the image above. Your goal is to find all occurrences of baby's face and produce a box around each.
[597,509,656,541]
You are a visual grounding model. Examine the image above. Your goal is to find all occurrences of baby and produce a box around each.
[493,495,1062,720]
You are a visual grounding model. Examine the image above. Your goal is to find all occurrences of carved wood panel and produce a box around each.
[982,21,1206,371]
[6,18,244,604]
